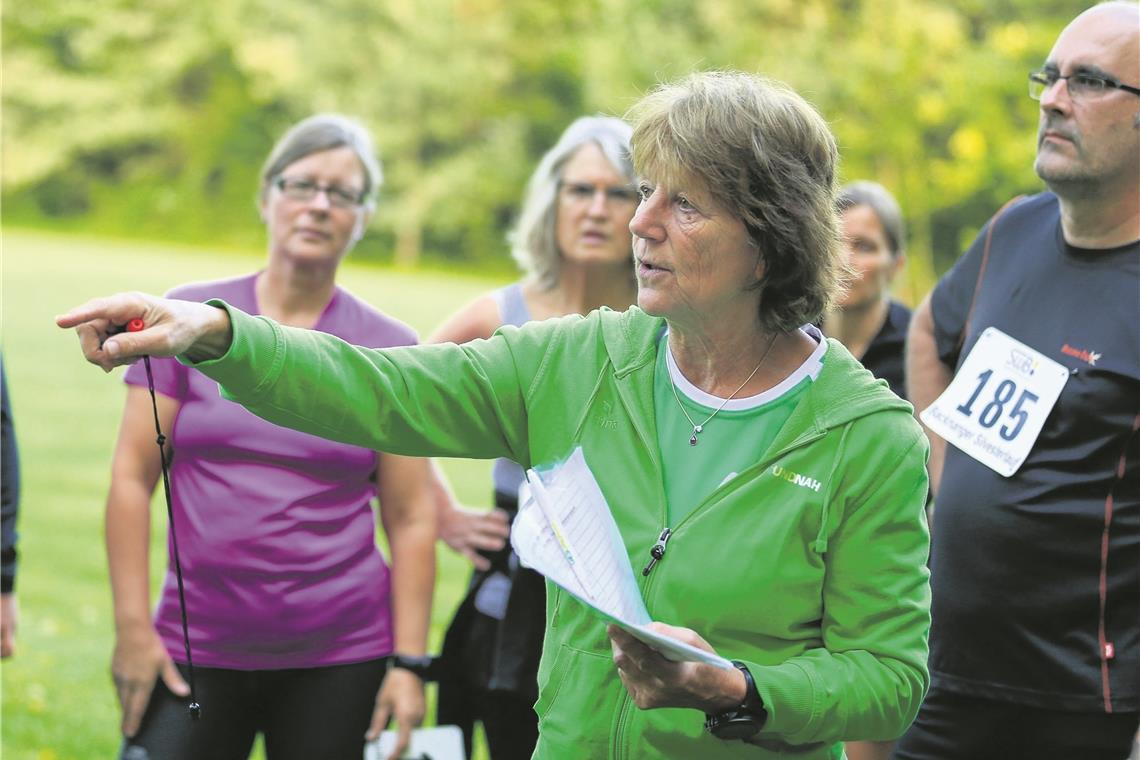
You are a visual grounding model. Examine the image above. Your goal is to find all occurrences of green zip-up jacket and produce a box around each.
[194,302,931,759]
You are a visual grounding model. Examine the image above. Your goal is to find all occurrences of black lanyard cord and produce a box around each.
[140,354,202,720]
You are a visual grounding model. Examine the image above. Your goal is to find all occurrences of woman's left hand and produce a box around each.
[366,668,425,760]
[607,623,744,713]
[439,504,511,570]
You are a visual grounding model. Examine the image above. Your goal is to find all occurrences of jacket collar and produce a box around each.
[599,306,912,441]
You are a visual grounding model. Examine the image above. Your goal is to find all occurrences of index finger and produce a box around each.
[365,698,391,741]
[607,623,642,651]
[462,547,491,572]
[56,293,147,330]
[644,622,714,653]
[120,680,154,738]
[385,715,413,760]
[487,508,512,529]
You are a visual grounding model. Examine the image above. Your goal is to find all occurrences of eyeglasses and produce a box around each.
[559,181,640,206]
[1028,68,1140,102]
[274,176,366,209]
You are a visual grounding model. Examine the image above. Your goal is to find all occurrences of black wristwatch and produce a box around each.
[388,653,436,681]
[704,661,768,740]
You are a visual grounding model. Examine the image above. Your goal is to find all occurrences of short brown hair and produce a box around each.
[628,71,845,332]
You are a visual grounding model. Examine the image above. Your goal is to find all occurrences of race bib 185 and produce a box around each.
[920,327,1070,477]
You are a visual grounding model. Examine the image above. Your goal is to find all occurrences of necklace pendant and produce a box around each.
[689,430,699,446]
[694,425,703,434]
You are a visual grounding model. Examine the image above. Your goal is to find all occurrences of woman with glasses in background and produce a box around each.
[431,115,639,760]
[109,114,436,760]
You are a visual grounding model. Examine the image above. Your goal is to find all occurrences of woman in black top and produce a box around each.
[822,181,910,399]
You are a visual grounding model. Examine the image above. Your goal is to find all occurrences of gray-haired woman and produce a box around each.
[430,115,638,759]
[61,72,931,759]
[102,114,436,760]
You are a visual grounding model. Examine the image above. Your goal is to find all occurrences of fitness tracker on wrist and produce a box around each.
[388,653,435,680]
[704,661,768,740]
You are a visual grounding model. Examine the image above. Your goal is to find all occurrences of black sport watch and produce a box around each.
[704,661,768,740]
[388,653,436,680]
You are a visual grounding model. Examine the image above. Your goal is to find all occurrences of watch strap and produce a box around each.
[704,661,767,740]
[388,653,437,681]
[732,660,765,718]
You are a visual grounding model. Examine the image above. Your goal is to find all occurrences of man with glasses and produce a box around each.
[900,3,1139,758]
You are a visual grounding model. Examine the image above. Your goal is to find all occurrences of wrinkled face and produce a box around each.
[554,143,637,267]
[1034,6,1140,193]
[261,146,369,266]
[630,175,764,328]
[837,204,902,310]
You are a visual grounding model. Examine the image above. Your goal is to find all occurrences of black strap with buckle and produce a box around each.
[704,660,768,741]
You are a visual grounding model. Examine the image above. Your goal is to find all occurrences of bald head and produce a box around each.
[1077,1,1140,25]
[1034,2,1140,198]
[1053,2,1139,93]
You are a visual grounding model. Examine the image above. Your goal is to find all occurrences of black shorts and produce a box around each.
[119,658,387,760]
[893,685,1139,760]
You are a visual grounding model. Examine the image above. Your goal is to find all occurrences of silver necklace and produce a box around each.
[669,334,778,446]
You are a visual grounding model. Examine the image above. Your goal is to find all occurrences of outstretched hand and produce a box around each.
[56,292,233,371]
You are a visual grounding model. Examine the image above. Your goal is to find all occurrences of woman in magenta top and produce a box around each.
[109,114,436,760]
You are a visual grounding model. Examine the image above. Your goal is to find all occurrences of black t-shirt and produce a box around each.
[0,359,18,593]
[928,192,1139,712]
[861,299,911,399]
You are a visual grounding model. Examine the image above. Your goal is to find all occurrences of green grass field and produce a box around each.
[0,229,507,759]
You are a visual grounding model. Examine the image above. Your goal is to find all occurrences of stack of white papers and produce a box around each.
[511,447,732,670]
[364,725,464,759]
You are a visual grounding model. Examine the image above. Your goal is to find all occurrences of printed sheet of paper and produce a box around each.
[511,447,732,670]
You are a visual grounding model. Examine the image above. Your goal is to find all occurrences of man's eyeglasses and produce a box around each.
[559,181,640,206]
[1028,68,1140,102]
[274,176,366,209]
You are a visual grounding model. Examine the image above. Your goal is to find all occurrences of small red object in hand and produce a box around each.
[127,318,145,333]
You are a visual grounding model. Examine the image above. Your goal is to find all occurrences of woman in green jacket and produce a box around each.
[61,71,931,760]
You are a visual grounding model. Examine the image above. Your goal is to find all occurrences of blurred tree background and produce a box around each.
[3,0,1085,295]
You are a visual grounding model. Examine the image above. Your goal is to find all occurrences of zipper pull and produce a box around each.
[642,528,673,576]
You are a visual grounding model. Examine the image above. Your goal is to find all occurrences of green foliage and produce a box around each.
[0,230,500,759]
[3,1,1083,285]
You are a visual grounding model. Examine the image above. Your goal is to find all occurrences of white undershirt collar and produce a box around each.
[665,326,827,412]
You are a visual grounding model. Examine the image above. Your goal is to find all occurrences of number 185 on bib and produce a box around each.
[920,327,1070,477]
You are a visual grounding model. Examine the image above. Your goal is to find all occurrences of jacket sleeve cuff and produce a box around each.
[177,300,286,401]
[747,659,818,740]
